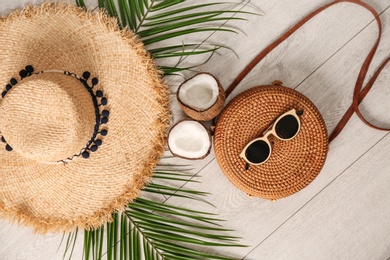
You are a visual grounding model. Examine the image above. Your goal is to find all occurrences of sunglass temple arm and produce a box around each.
[296,110,304,116]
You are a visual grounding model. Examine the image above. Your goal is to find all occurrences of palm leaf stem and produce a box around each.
[145,3,235,20]
[135,0,155,32]
[126,213,166,259]
[169,0,252,72]
[144,10,252,26]
[138,16,244,38]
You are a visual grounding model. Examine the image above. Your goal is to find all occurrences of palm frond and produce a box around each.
[61,228,78,260]
[76,0,86,8]
[103,0,119,18]
[98,0,104,8]
[84,196,244,259]
[62,164,245,260]
[68,0,257,258]
[93,0,256,75]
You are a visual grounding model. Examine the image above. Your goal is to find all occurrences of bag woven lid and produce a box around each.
[0,3,170,232]
[214,81,328,200]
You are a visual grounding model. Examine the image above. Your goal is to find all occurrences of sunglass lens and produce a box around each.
[245,140,270,164]
[275,114,299,139]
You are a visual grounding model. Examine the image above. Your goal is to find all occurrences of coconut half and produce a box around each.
[177,73,225,121]
[168,120,212,160]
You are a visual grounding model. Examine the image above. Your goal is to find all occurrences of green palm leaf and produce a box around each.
[66,0,257,259]
[77,0,254,75]
[62,163,246,260]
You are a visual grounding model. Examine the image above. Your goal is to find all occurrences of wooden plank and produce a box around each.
[196,0,390,100]
[161,1,390,257]
[246,133,390,260]
[0,0,389,259]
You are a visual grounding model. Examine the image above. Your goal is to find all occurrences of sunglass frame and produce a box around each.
[239,108,301,166]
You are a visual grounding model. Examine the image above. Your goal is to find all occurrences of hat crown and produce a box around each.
[0,73,96,163]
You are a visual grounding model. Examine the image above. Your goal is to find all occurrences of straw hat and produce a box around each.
[0,3,170,232]
[214,82,328,200]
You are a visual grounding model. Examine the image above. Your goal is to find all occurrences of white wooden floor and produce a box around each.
[1,0,390,259]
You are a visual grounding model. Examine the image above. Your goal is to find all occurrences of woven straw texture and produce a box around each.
[0,3,170,233]
[1,73,97,163]
[214,84,328,200]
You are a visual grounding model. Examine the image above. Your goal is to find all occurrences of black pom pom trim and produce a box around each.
[95,139,103,146]
[10,78,17,85]
[25,65,34,73]
[1,66,110,161]
[5,144,13,152]
[82,151,90,159]
[101,97,108,106]
[90,145,98,152]
[92,78,99,86]
[100,129,108,136]
[82,71,91,80]
[102,110,109,117]
[19,70,28,79]
[101,117,108,124]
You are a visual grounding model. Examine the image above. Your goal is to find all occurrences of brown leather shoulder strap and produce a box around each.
[225,0,390,143]
[329,57,390,142]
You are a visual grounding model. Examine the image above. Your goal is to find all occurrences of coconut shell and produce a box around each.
[167,119,212,160]
[177,73,225,121]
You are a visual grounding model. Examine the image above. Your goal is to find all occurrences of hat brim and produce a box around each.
[0,3,170,232]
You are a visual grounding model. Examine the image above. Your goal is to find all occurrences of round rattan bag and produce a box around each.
[214,81,328,200]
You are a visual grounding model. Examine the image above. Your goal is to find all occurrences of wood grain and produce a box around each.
[0,0,389,259]
[246,134,390,260]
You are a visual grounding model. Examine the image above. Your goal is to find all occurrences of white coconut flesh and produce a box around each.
[178,74,219,110]
[168,121,211,159]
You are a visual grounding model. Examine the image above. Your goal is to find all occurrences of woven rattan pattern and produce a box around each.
[214,84,328,200]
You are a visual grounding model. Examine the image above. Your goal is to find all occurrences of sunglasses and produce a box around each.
[240,109,304,170]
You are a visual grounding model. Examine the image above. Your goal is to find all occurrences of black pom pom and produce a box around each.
[82,71,91,80]
[1,136,6,143]
[92,77,99,85]
[95,139,102,146]
[1,91,7,98]
[82,151,90,159]
[5,144,13,152]
[100,129,108,136]
[19,69,28,78]
[90,145,98,152]
[101,117,108,124]
[6,84,12,91]
[10,78,17,85]
[96,90,103,97]
[102,110,109,117]
[25,65,34,73]
[101,97,108,105]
